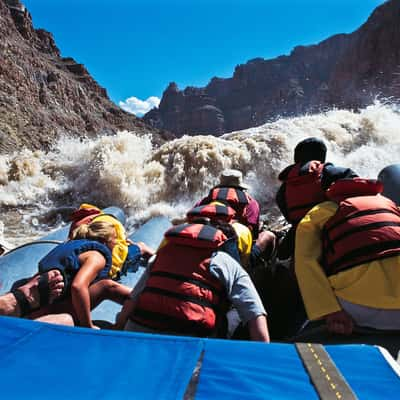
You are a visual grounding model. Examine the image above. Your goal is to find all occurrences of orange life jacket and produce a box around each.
[205,187,250,225]
[284,161,326,224]
[131,223,227,336]
[187,203,236,223]
[325,178,384,203]
[322,180,400,275]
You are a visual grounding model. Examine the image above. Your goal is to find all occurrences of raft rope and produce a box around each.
[5,240,63,256]
[295,343,358,400]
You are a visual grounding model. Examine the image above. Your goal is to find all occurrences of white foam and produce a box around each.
[1,102,400,241]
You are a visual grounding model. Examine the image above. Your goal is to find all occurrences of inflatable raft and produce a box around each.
[1,179,400,398]
[0,315,399,399]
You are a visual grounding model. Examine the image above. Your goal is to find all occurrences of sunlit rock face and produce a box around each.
[0,0,165,154]
[143,0,400,137]
[329,0,400,107]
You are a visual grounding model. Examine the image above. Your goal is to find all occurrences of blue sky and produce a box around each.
[23,0,384,116]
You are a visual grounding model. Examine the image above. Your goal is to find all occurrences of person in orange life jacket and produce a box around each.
[196,169,261,238]
[295,178,400,335]
[116,222,270,342]
[187,203,276,270]
[28,220,134,328]
[276,137,358,259]
[186,203,277,338]
[186,203,243,264]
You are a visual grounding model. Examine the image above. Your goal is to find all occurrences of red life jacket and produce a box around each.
[322,184,400,276]
[206,187,250,225]
[132,223,228,336]
[284,161,326,224]
[68,205,102,238]
[326,178,384,203]
[186,203,236,223]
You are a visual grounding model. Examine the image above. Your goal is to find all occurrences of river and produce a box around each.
[1,101,400,247]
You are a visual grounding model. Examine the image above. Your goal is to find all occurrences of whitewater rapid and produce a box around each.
[1,102,400,246]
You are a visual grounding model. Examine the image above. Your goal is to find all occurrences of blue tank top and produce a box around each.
[38,239,113,285]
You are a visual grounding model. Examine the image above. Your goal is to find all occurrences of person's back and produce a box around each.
[131,223,227,336]
[186,202,276,271]
[38,238,113,289]
[277,160,326,225]
[187,203,251,268]
[122,222,270,341]
[295,177,400,334]
[198,169,261,237]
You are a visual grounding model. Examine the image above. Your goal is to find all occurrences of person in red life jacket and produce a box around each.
[276,137,357,259]
[25,220,134,328]
[186,203,276,271]
[295,178,400,335]
[186,203,243,264]
[196,169,261,238]
[116,222,270,342]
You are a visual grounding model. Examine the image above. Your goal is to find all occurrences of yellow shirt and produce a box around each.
[72,204,129,279]
[295,201,400,320]
[207,200,253,268]
[94,214,129,279]
[232,222,253,268]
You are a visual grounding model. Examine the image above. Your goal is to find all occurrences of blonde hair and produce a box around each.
[71,220,115,244]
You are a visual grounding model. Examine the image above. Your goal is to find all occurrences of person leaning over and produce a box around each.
[295,178,400,335]
[68,203,154,278]
[116,222,270,342]
[25,220,134,328]
[186,203,276,271]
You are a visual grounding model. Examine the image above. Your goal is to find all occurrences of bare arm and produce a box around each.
[113,255,154,330]
[71,251,107,328]
[114,298,137,330]
[210,252,270,342]
[126,240,155,259]
[136,241,155,259]
[248,315,270,343]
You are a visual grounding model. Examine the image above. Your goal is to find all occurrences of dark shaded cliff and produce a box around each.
[144,0,400,137]
[0,0,166,153]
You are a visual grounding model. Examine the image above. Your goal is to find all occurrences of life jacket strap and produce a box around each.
[325,240,400,275]
[131,309,216,337]
[325,208,400,233]
[328,221,400,247]
[142,286,220,312]
[149,271,224,297]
